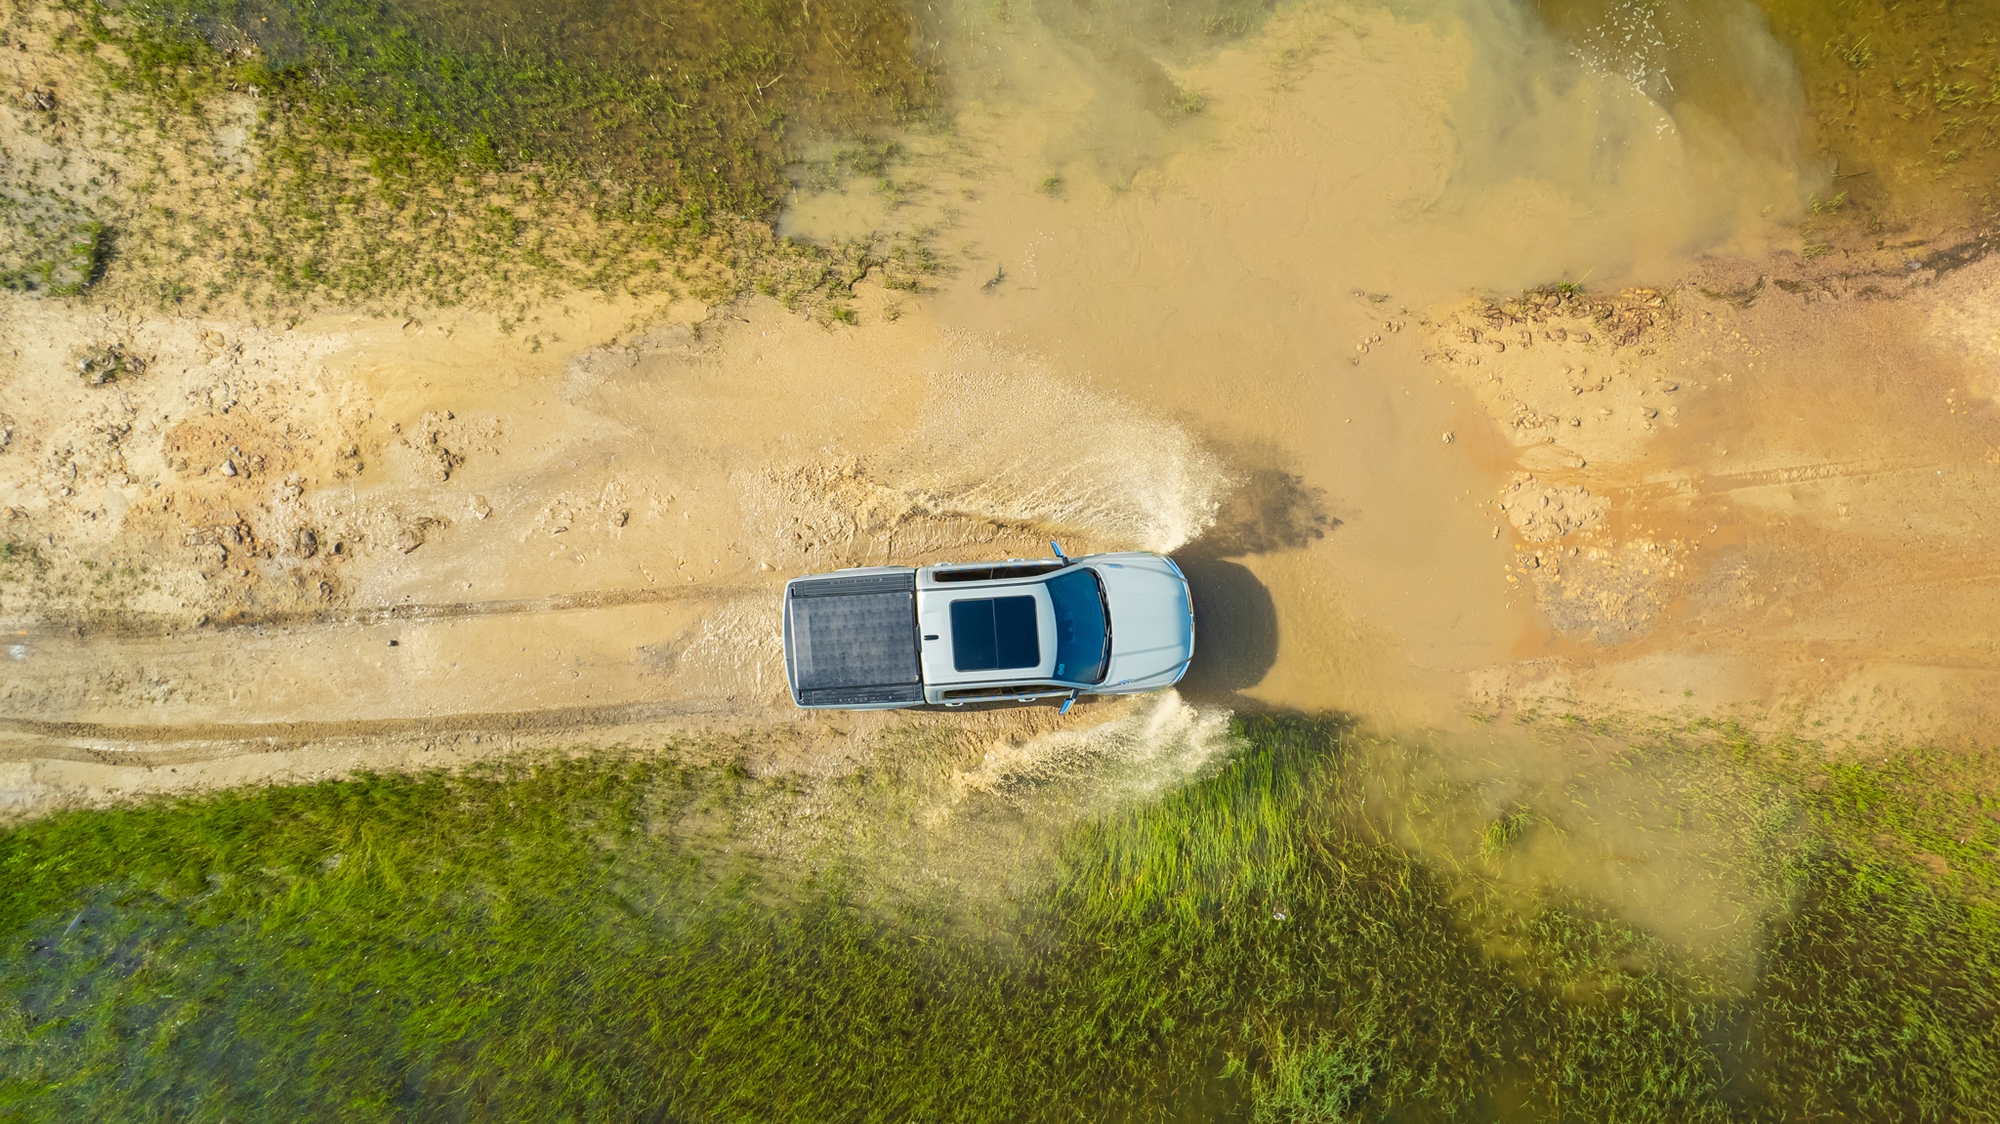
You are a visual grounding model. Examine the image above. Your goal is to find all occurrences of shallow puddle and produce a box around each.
[770,0,1814,723]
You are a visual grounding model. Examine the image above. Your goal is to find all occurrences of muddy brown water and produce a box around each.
[5,0,2000,960]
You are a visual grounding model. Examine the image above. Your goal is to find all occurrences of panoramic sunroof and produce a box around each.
[949,596,1041,672]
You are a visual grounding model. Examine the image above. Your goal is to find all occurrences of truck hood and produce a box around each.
[1097,557,1194,688]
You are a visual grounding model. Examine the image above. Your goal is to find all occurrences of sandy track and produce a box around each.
[0,700,738,764]
[22,581,767,639]
[6,526,758,639]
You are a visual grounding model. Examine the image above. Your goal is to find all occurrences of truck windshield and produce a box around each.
[1046,568,1109,684]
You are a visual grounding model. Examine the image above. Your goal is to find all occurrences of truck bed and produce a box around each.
[783,569,924,708]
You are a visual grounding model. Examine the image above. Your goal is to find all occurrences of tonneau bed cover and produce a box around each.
[783,569,923,707]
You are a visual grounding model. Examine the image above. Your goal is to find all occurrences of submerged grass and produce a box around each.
[1756,0,2000,226]
[0,717,1996,1121]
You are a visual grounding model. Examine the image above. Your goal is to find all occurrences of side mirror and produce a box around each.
[1050,540,1069,563]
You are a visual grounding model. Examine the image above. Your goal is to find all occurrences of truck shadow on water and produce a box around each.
[1173,465,1337,707]
[1172,554,1278,705]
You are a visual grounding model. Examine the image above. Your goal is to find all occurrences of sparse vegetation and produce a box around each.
[0,540,47,583]
[0,202,106,296]
[2,0,943,314]
[1830,33,1873,71]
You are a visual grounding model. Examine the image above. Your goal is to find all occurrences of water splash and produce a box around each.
[955,691,1238,805]
[676,597,786,700]
[904,370,1232,553]
[1440,0,1823,255]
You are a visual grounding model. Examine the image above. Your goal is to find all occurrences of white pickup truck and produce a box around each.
[782,546,1194,710]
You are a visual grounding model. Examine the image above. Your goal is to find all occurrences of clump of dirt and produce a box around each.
[0,299,459,624]
[1431,285,1673,361]
[1493,476,1683,646]
[1512,537,1690,647]
[389,411,500,484]
[1497,476,1607,542]
[69,341,142,386]
[1424,286,1704,471]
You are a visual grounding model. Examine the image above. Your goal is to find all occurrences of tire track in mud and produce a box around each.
[0,697,747,767]
[1631,456,1941,495]
[1696,457,1943,491]
[2,579,789,772]
[21,582,772,640]
[1588,451,2000,669]
[1784,641,2000,670]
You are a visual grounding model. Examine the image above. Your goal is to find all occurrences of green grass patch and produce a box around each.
[0,717,1995,1121]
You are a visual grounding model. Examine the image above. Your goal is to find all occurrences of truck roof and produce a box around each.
[918,580,1059,687]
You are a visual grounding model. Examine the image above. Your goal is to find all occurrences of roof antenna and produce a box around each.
[1050,540,1069,563]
